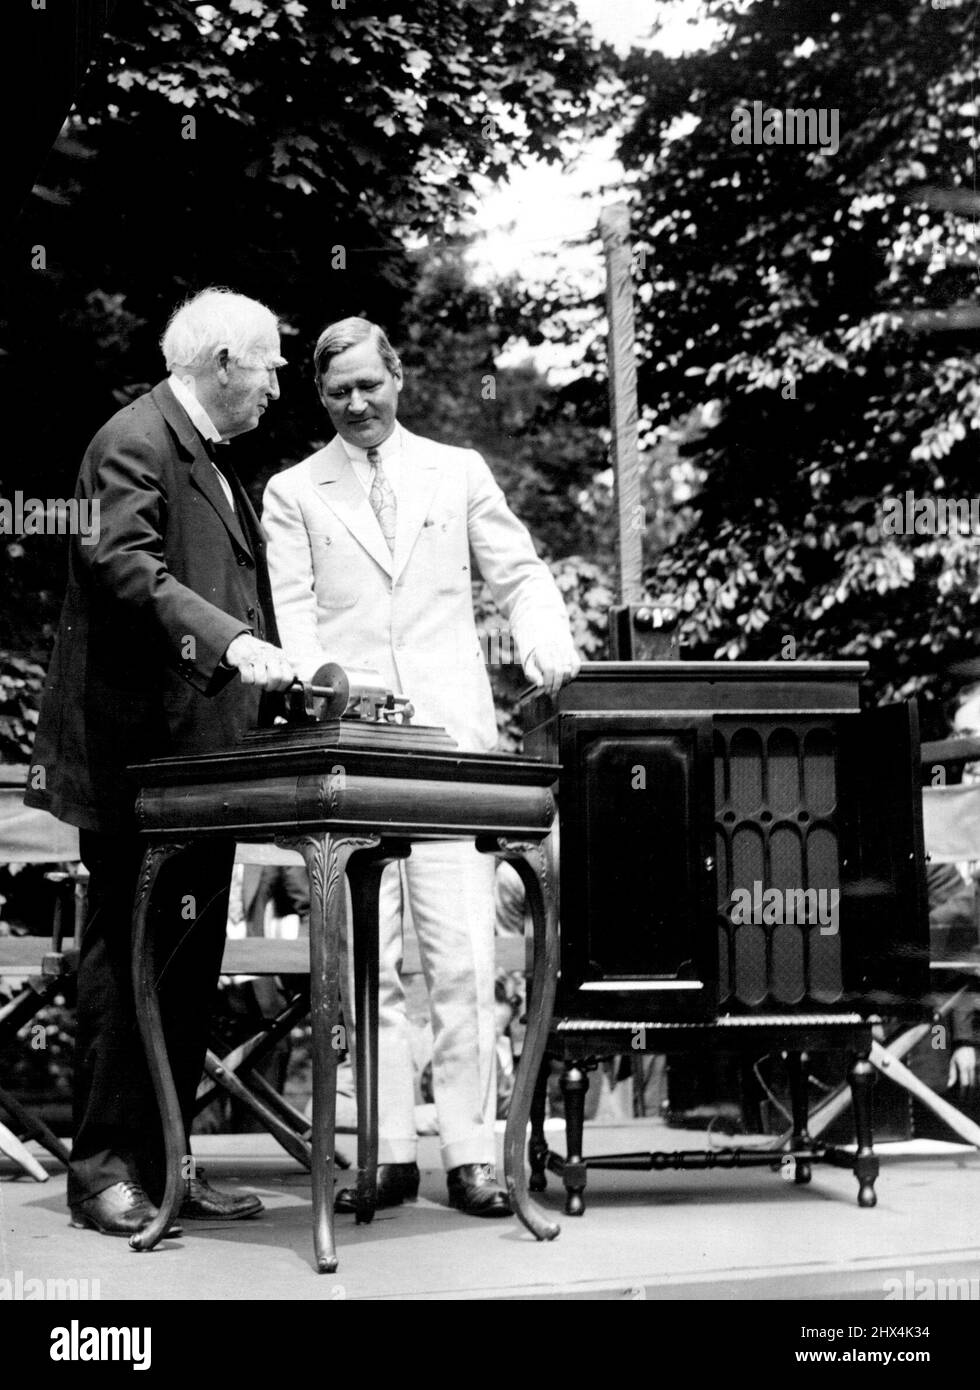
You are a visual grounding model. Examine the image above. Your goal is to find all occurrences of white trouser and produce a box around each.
[341,840,497,1171]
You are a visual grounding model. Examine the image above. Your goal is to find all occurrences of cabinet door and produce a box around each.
[837,702,930,1006]
[557,714,717,1021]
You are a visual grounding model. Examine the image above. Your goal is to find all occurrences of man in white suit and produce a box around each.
[262,316,578,1217]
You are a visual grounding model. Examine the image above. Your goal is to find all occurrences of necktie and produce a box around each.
[202,437,236,516]
[367,446,396,553]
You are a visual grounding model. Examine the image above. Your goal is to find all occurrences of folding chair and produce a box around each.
[785,734,980,1148]
[2,794,519,1177]
[0,783,323,1176]
[0,765,82,1178]
[193,845,338,1171]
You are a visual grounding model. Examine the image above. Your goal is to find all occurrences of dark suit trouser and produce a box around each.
[68,830,235,1207]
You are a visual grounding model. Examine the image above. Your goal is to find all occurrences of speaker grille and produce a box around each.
[714,720,843,1007]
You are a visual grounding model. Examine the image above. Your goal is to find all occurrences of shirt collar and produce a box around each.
[339,422,403,467]
[168,373,223,445]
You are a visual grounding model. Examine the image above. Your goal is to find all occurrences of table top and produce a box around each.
[131,722,560,841]
[130,720,559,789]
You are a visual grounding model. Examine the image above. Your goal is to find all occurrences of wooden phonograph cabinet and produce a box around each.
[520,659,930,1212]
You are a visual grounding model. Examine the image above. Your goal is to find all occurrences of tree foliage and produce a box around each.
[0,658,44,765]
[0,0,612,671]
[617,0,980,730]
[398,247,610,559]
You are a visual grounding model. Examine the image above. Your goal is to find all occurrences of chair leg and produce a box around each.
[849,1049,879,1208]
[560,1061,588,1216]
[786,1050,812,1184]
[0,1118,47,1181]
[0,1087,71,1166]
[0,979,55,1035]
[195,988,310,1114]
[528,1053,550,1193]
[739,1055,766,1134]
[203,1049,313,1170]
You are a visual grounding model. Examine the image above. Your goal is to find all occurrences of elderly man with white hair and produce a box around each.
[26,288,295,1237]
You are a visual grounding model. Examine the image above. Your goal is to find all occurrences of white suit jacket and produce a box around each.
[261,429,574,751]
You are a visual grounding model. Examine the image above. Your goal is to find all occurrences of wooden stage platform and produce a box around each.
[2,1118,979,1302]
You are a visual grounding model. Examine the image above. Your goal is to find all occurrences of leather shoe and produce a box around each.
[446,1163,512,1218]
[334,1161,420,1213]
[70,1181,182,1238]
[180,1166,264,1221]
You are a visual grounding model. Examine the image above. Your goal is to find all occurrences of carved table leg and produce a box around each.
[786,1050,812,1185]
[280,833,365,1273]
[129,840,190,1253]
[528,1053,550,1194]
[560,1062,588,1216]
[849,1048,879,1208]
[345,839,410,1225]
[481,835,560,1242]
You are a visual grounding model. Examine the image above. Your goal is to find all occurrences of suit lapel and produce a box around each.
[392,431,442,583]
[189,456,254,560]
[221,460,261,556]
[150,381,254,560]
[230,474,280,639]
[309,437,394,577]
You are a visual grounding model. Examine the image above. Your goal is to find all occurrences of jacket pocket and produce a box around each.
[317,589,359,610]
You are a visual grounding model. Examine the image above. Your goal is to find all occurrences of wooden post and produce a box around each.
[599,203,643,608]
[599,202,678,659]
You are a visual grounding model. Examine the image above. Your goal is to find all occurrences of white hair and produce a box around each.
[161,288,280,372]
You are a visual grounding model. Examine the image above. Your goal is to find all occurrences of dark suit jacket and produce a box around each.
[25,380,280,833]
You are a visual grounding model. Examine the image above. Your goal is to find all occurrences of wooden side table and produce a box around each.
[125,722,560,1272]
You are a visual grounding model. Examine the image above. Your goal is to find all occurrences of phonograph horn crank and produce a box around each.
[276,660,416,725]
[290,660,351,720]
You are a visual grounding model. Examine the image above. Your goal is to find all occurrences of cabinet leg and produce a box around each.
[560,1062,588,1216]
[786,1051,812,1185]
[528,1054,550,1193]
[849,1049,879,1209]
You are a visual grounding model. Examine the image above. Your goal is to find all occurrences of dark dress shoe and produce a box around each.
[334,1161,420,1213]
[446,1163,513,1218]
[69,1181,182,1238]
[180,1167,264,1220]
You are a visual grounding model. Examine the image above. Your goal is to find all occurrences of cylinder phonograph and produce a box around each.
[278,661,421,730]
